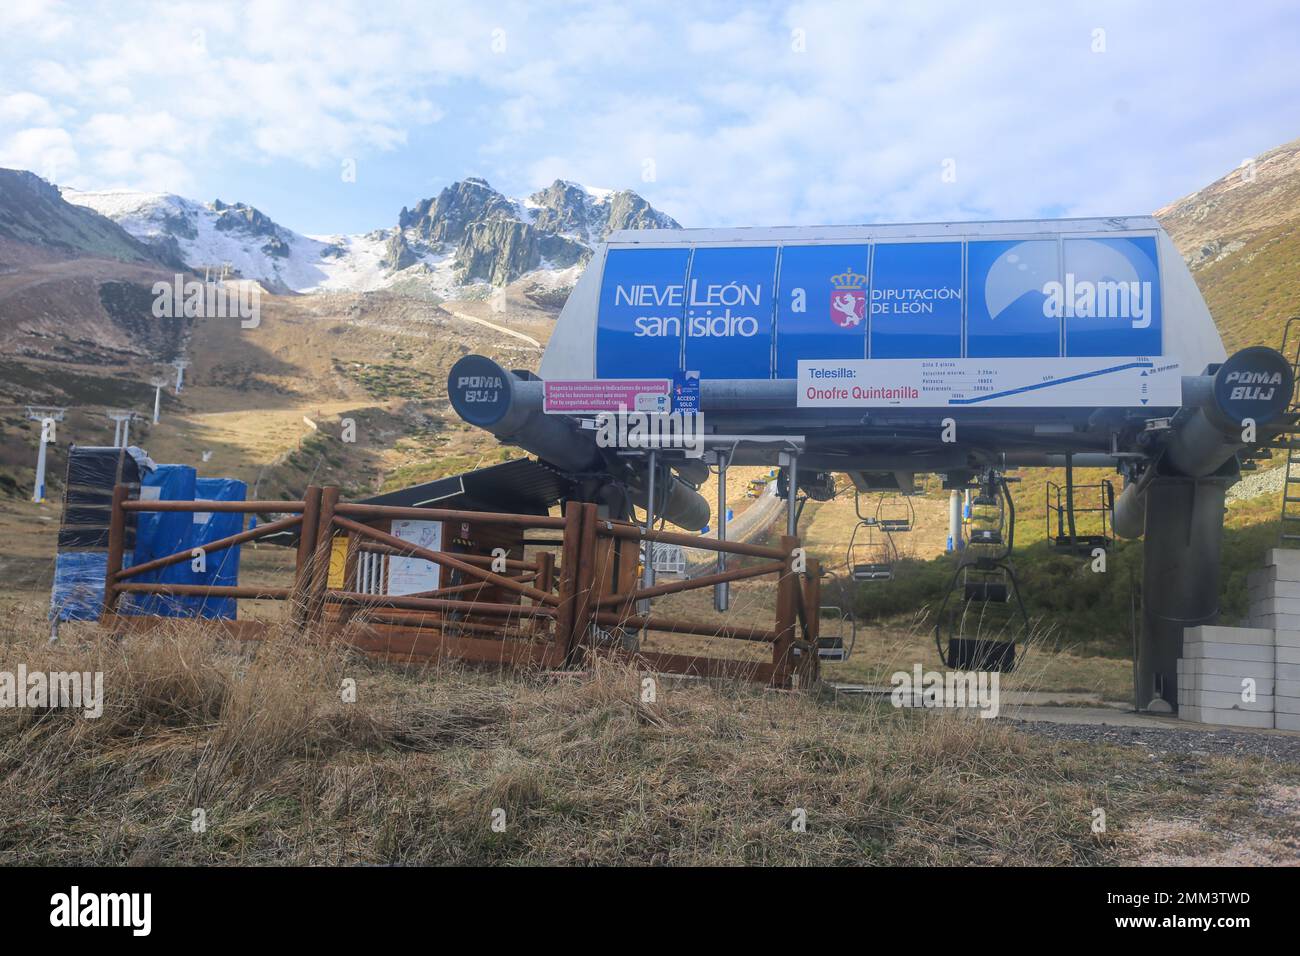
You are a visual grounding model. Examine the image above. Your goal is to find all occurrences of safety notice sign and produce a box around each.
[543,379,671,414]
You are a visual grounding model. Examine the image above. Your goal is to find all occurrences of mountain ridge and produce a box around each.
[1152,134,1300,353]
[0,168,162,265]
[59,176,680,298]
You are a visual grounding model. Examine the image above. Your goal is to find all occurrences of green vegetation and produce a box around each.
[1198,223,1300,355]
[332,359,441,400]
[380,446,516,491]
[819,479,1281,659]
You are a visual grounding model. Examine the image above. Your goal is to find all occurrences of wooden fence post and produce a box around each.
[290,485,321,626]
[555,501,583,663]
[100,483,129,622]
[536,550,555,594]
[305,485,340,625]
[772,534,799,689]
[532,550,555,638]
[571,503,600,661]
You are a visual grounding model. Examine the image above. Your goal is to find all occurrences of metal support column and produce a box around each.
[785,451,799,537]
[948,489,963,551]
[715,448,729,612]
[1137,473,1230,712]
[33,431,49,503]
[639,449,656,617]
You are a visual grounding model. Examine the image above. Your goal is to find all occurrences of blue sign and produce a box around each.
[774,244,869,378]
[596,247,690,378]
[673,369,700,412]
[1061,236,1162,357]
[595,235,1167,377]
[683,246,778,379]
[966,239,1060,358]
[870,242,963,358]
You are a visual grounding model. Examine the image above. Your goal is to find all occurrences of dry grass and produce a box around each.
[0,601,1292,866]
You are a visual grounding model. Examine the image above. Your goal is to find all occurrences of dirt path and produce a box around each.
[447,309,543,348]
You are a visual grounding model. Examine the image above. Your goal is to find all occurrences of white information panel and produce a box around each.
[797,357,1182,408]
[387,519,442,596]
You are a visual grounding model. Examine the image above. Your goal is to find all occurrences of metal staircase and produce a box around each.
[1277,317,1300,545]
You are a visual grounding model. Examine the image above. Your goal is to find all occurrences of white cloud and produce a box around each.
[0,0,1296,232]
[0,126,78,182]
[28,61,80,96]
[0,92,61,125]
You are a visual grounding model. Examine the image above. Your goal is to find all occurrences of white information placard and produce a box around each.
[387,519,442,596]
[797,357,1182,408]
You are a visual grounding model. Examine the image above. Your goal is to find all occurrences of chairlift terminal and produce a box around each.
[449,216,1296,712]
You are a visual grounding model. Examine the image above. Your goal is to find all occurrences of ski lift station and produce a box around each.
[449,216,1297,714]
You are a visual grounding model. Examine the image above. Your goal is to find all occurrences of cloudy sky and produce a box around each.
[2,0,1297,234]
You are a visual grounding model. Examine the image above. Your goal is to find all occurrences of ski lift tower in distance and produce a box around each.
[172,358,191,393]
[149,375,169,424]
[105,409,138,448]
[25,406,65,503]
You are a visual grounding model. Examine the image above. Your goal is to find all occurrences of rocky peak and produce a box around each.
[392,176,681,286]
[528,180,597,237]
[210,199,283,239]
[399,178,516,243]
[603,189,679,234]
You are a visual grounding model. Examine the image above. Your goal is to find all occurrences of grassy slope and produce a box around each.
[2,613,1295,865]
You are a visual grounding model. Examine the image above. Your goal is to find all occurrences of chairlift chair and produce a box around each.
[934,469,1027,673]
[875,493,915,533]
[849,490,896,581]
[816,571,858,662]
[651,542,687,575]
[848,521,895,582]
[965,473,1006,547]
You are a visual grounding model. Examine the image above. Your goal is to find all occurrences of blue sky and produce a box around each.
[2,0,1298,235]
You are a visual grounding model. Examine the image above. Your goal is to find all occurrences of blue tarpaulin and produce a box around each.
[187,477,247,619]
[50,445,149,623]
[50,444,249,622]
[124,464,196,616]
[51,550,134,621]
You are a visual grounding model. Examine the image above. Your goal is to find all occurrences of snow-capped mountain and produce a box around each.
[62,177,679,298]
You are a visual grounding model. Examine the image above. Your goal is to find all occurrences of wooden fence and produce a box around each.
[99,485,819,687]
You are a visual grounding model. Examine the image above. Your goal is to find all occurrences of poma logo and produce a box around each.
[829,268,867,328]
[456,374,503,403]
[1041,273,1152,328]
[153,274,260,329]
[1223,369,1284,402]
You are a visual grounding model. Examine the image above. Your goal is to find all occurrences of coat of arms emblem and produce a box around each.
[830,268,867,328]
